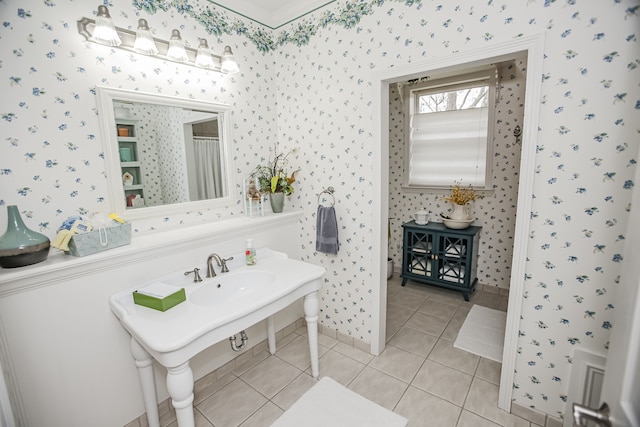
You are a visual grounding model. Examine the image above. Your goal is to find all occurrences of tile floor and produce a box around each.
[141,276,539,427]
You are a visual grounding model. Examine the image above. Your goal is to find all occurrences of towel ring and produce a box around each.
[318,187,335,207]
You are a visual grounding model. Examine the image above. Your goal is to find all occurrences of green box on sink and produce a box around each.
[132,287,186,312]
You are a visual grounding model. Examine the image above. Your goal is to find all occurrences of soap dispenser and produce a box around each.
[245,239,256,266]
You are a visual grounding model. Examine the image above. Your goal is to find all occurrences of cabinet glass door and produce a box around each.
[408,231,434,277]
[438,235,467,285]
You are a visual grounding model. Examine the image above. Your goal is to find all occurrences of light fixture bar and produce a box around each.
[77,17,238,73]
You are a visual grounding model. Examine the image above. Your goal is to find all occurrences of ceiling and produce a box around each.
[211,0,334,28]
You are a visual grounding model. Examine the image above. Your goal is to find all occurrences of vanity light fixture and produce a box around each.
[91,5,121,46]
[221,46,240,74]
[133,19,158,56]
[195,39,214,69]
[77,5,239,74]
[166,29,189,62]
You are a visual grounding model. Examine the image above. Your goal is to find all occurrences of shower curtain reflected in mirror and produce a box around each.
[192,136,223,199]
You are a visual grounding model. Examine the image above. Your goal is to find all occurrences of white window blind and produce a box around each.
[409,106,488,187]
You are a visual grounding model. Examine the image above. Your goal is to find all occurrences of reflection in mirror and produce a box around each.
[113,102,224,207]
[96,86,234,220]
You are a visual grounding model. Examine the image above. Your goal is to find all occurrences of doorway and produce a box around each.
[371,34,546,411]
[387,57,526,293]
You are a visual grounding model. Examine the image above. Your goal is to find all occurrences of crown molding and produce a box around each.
[210,0,335,28]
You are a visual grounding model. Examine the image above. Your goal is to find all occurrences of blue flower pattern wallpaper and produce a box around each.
[0,0,638,419]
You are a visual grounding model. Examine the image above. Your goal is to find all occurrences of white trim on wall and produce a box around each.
[0,334,16,427]
[371,33,546,411]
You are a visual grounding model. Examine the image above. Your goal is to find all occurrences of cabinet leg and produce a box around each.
[166,362,195,427]
[463,291,470,301]
[303,291,320,379]
[401,277,407,286]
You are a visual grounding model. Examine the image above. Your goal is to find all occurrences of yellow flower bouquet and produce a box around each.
[442,181,481,205]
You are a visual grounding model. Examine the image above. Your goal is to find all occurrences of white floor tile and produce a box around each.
[464,378,530,427]
[387,326,439,357]
[240,356,301,398]
[428,338,480,375]
[197,378,268,427]
[368,345,425,383]
[394,386,461,427]
[348,366,409,410]
[239,402,283,427]
[411,359,473,406]
[270,373,317,411]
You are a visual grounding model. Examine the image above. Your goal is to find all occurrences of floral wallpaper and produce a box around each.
[0,0,276,233]
[157,105,190,205]
[273,0,637,419]
[0,0,638,420]
[388,59,526,289]
[123,103,192,207]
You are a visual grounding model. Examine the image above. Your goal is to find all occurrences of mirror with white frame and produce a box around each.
[96,86,234,220]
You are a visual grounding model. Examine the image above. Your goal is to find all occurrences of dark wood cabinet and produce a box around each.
[401,221,481,301]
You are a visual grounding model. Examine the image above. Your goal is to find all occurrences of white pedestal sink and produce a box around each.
[110,249,325,427]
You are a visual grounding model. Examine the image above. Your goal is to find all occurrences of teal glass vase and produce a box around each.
[0,205,50,268]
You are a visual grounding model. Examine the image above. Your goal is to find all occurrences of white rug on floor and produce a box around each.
[454,305,507,363]
[270,377,408,427]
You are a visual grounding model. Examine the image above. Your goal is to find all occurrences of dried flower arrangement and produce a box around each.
[442,181,481,205]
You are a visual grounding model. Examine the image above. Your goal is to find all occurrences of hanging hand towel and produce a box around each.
[316,205,339,254]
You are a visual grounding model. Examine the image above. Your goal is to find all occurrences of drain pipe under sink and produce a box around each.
[229,330,248,351]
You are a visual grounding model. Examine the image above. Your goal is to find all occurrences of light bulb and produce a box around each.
[166,29,188,62]
[133,19,158,55]
[220,46,239,74]
[195,39,214,69]
[91,5,121,46]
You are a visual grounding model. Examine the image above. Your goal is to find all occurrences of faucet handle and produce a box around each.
[184,268,203,283]
[220,256,234,273]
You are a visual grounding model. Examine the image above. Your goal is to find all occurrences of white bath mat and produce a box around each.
[271,377,408,427]
[454,305,507,363]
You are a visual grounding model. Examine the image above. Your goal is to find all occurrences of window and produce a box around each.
[403,69,496,190]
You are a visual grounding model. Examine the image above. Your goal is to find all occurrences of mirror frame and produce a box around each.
[95,85,235,220]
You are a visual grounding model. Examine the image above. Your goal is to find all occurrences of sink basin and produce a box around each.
[189,270,276,307]
[110,247,326,357]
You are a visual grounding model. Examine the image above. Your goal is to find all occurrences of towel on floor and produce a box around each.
[271,377,408,427]
[316,205,339,254]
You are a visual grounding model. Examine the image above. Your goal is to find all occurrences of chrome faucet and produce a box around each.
[206,253,234,278]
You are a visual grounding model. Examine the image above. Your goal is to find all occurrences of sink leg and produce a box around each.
[303,291,320,379]
[267,316,277,355]
[130,338,160,427]
[167,362,195,427]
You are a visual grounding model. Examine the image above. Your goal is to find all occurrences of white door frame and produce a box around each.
[371,33,546,411]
